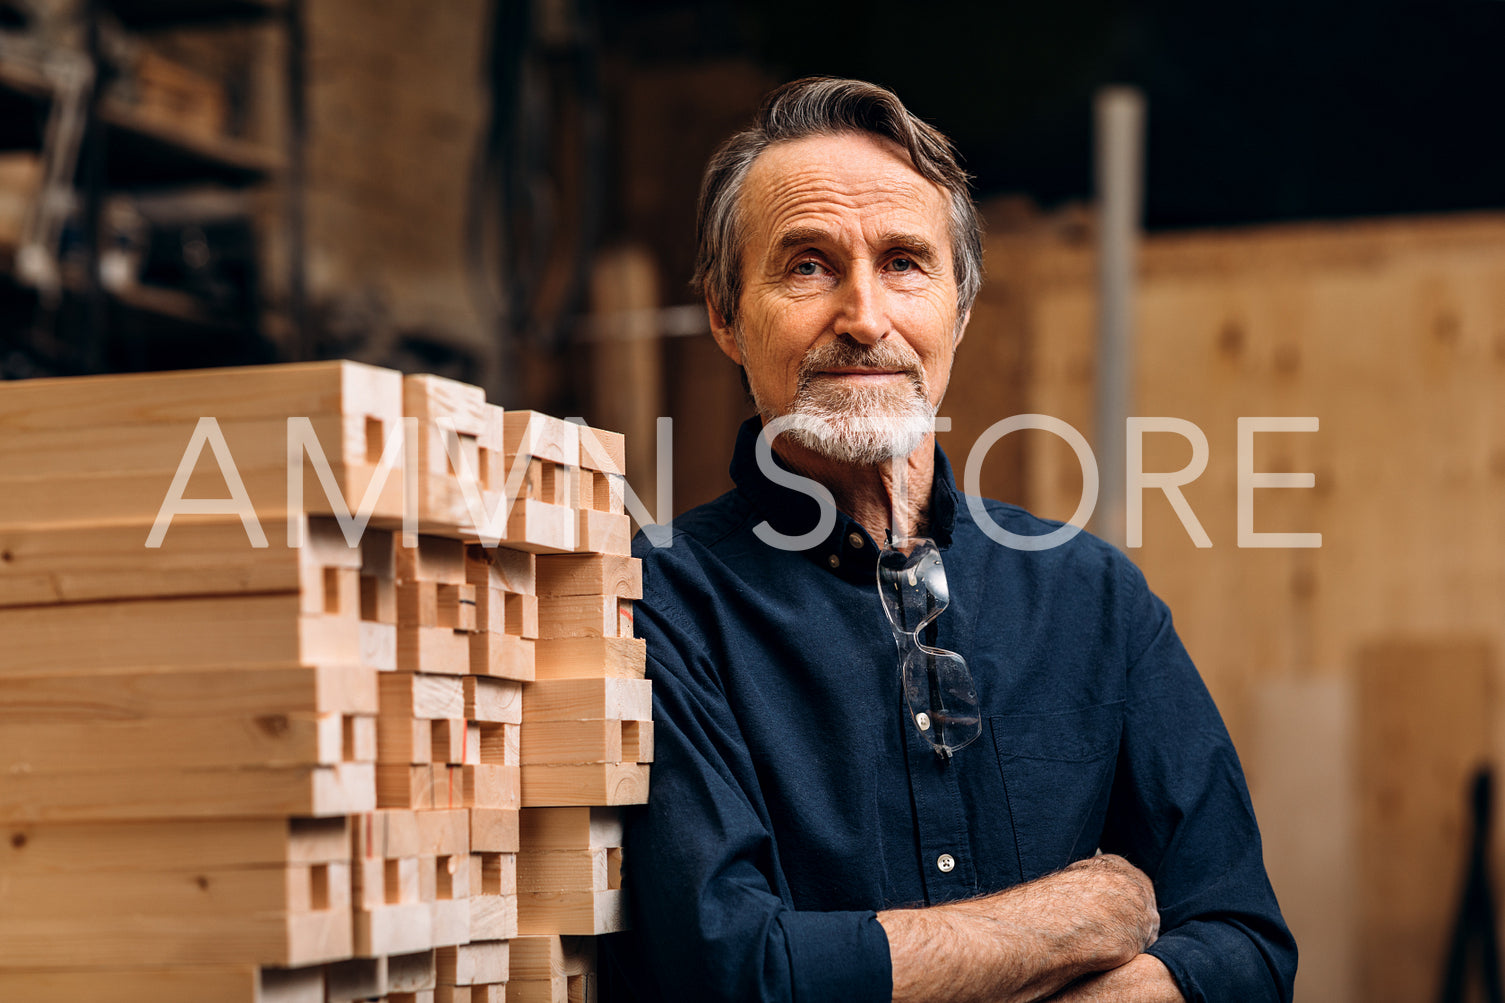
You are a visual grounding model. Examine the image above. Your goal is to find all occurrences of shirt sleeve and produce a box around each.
[603,633,893,1002]
[1100,567,1299,1003]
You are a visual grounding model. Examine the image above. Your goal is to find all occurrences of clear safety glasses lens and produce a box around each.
[876,538,981,757]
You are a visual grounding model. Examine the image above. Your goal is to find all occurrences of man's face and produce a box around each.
[709,131,966,465]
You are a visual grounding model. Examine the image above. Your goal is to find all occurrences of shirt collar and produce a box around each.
[728,416,959,581]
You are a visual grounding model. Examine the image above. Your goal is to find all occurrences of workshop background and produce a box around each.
[3,1,1504,999]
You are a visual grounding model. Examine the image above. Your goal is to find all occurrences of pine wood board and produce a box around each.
[0,663,377,722]
[518,807,623,851]
[0,460,407,530]
[533,637,646,680]
[521,678,652,722]
[468,892,518,942]
[474,722,520,767]
[575,509,632,557]
[0,595,358,677]
[1,761,374,823]
[0,360,401,434]
[519,719,653,765]
[0,908,352,968]
[515,848,619,893]
[354,901,435,958]
[575,425,626,474]
[471,851,518,896]
[465,676,524,724]
[0,860,350,920]
[437,940,510,986]
[519,764,649,808]
[466,543,536,595]
[469,808,520,853]
[505,935,596,982]
[469,631,535,681]
[0,966,325,1003]
[503,411,580,466]
[2,816,349,873]
[380,672,466,720]
[397,624,471,675]
[0,711,371,773]
[0,514,362,607]
[515,888,624,936]
[397,534,469,586]
[535,554,642,600]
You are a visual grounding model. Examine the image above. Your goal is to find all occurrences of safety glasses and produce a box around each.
[876,537,980,757]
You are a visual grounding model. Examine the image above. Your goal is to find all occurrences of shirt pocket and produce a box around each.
[989,702,1124,881]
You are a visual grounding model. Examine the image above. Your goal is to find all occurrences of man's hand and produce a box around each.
[1044,954,1186,1002]
[878,853,1161,1003]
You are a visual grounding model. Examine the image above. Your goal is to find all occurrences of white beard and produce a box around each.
[771,373,936,466]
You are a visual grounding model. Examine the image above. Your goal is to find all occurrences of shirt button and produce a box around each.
[827,554,840,569]
[915,712,931,731]
[847,532,864,549]
[937,853,956,873]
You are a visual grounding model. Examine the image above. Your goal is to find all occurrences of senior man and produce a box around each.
[602,77,1296,1002]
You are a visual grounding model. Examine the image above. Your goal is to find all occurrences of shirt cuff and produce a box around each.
[780,909,892,1003]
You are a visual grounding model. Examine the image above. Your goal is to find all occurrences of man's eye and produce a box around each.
[793,261,821,276]
[890,257,914,272]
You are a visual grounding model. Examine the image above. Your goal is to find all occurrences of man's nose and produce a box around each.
[832,269,889,344]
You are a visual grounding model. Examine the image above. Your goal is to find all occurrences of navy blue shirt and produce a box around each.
[604,418,1296,1002]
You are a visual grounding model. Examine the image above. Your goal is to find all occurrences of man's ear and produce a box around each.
[707,296,743,365]
[953,308,972,350]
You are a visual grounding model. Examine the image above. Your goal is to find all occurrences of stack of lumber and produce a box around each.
[0,360,648,1002]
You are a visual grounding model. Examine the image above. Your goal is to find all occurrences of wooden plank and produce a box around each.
[470,808,521,853]
[379,716,435,765]
[471,851,518,895]
[465,676,524,724]
[519,720,623,766]
[0,860,350,920]
[397,624,471,675]
[468,892,518,942]
[379,764,436,811]
[516,888,624,936]
[533,637,646,680]
[0,359,401,433]
[466,543,536,595]
[535,595,622,639]
[2,816,349,873]
[516,848,616,893]
[576,509,632,557]
[575,426,626,475]
[506,935,596,982]
[1,761,374,822]
[522,678,651,722]
[535,554,642,600]
[417,808,471,857]
[518,807,624,851]
[0,514,361,607]
[0,458,407,529]
[381,672,466,720]
[474,723,520,767]
[520,764,649,808]
[469,631,535,681]
[0,966,325,1003]
[437,941,510,986]
[1356,636,1494,1003]
[354,901,434,958]
[0,711,369,772]
[0,908,352,969]
[0,663,377,721]
[352,809,424,860]
[0,595,358,677]
[503,411,580,466]
[458,764,521,810]
[397,534,469,586]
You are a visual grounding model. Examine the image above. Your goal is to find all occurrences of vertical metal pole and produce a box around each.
[1093,86,1145,548]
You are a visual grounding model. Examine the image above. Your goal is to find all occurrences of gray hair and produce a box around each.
[692,76,984,332]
